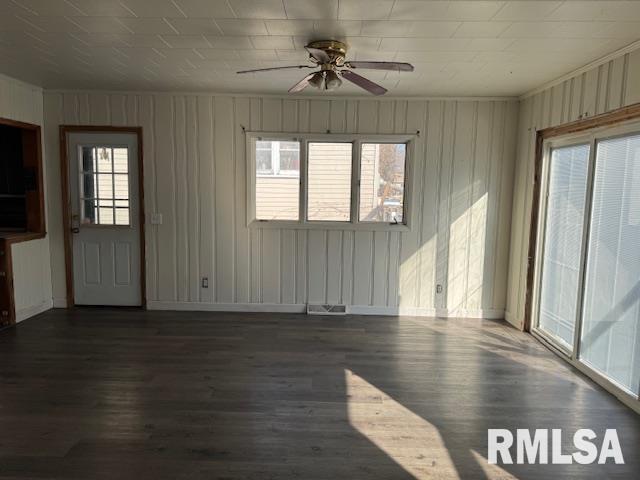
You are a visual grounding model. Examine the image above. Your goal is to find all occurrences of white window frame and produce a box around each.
[246,132,415,231]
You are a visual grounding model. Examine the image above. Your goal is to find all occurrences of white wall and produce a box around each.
[506,46,640,329]
[0,73,53,322]
[43,93,518,317]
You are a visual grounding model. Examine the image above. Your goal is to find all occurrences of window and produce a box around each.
[80,146,130,226]
[359,143,407,223]
[255,140,300,221]
[307,142,352,222]
[256,140,300,176]
[248,133,412,229]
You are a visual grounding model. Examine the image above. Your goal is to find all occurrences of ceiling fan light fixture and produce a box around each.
[308,71,324,89]
[324,70,342,91]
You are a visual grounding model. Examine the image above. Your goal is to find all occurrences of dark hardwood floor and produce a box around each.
[0,308,638,479]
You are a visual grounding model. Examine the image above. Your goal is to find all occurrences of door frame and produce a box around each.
[59,126,146,308]
[525,104,640,413]
[524,102,640,333]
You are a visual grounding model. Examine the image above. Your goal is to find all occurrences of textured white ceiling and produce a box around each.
[0,0,639,96]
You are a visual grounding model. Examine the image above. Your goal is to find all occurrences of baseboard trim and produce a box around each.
[16,299,53,323]
[348,305,504,319]
[147,301,307,313]
[147,301,504,319]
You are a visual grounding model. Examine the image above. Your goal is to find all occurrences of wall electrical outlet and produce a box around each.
[436,284,443,294]
[201,277,208,288]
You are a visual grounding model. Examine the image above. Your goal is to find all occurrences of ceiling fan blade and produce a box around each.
[237,65,312,74]
[288,72,316,93]
[345,61,414,72]
[340,70,387,96]
[305,46,331,64]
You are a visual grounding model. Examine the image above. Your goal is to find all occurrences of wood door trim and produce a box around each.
[59,126,146,309]
[523,102,640,332]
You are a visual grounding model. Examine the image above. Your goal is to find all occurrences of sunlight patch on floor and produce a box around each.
[345,368,459,479]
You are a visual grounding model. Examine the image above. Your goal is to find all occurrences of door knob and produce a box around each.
[71,227,80,234]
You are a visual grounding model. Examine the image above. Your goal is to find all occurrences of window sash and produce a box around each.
[247,133,414,230]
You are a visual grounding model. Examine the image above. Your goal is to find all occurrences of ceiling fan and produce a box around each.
[237,40,414,96]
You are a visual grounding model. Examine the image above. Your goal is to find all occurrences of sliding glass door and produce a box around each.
[536,143,590,350]
[534,124,640,400]
[580,133,640,395]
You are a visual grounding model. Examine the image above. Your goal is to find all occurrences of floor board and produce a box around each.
[0,308,638,479]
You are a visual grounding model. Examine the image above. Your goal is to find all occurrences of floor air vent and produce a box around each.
[306,304,347,315]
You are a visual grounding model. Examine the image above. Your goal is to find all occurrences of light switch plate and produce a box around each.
[150,213,163,225]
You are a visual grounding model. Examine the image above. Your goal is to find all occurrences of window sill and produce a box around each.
[248,220,410,232]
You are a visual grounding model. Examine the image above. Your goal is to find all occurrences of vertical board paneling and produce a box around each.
[625,49,640,105]
[186,97,199,302]
[42,90,519,318]
[214,97,235,303]
[249,98,261,302]
[505,46,640,328]
[139,95,157,300]
[307,230,326,303]
[467,102,492,311]
[154,95,177,301]
[447,102,476,312]
[174,96,188,302]
[260,98,282,303]
[198,95,215,303]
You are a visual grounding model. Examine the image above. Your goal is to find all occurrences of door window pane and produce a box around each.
[359,143,406,223]
[79,146,131,225]
[255,140,300,220]
[537,144,590,348]
[580,133,640,395]
[307,142,352,222]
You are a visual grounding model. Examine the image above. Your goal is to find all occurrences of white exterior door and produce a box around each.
[68,132,141,306]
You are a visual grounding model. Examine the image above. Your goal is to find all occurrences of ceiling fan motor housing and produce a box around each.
[307,39,348,66]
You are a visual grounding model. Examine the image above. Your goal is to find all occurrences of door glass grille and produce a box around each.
[79,146,130,225]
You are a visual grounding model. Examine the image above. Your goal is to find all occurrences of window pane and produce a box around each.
[256,141,273,174]
[96,147,112,172]
[537,144,590,348]
[307,142,352,222]
[114,174,129,199]
[255,140,300,220]
[113,148,128,173]
[115,207,130,225]
[580,133,640,395]
[279,142,300,173]
[98,206,114,225]
[82,199,97,225]
[82,173,97,198]
[81,147,96,173]
[97,173,114,199]
[359,143,406,223]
